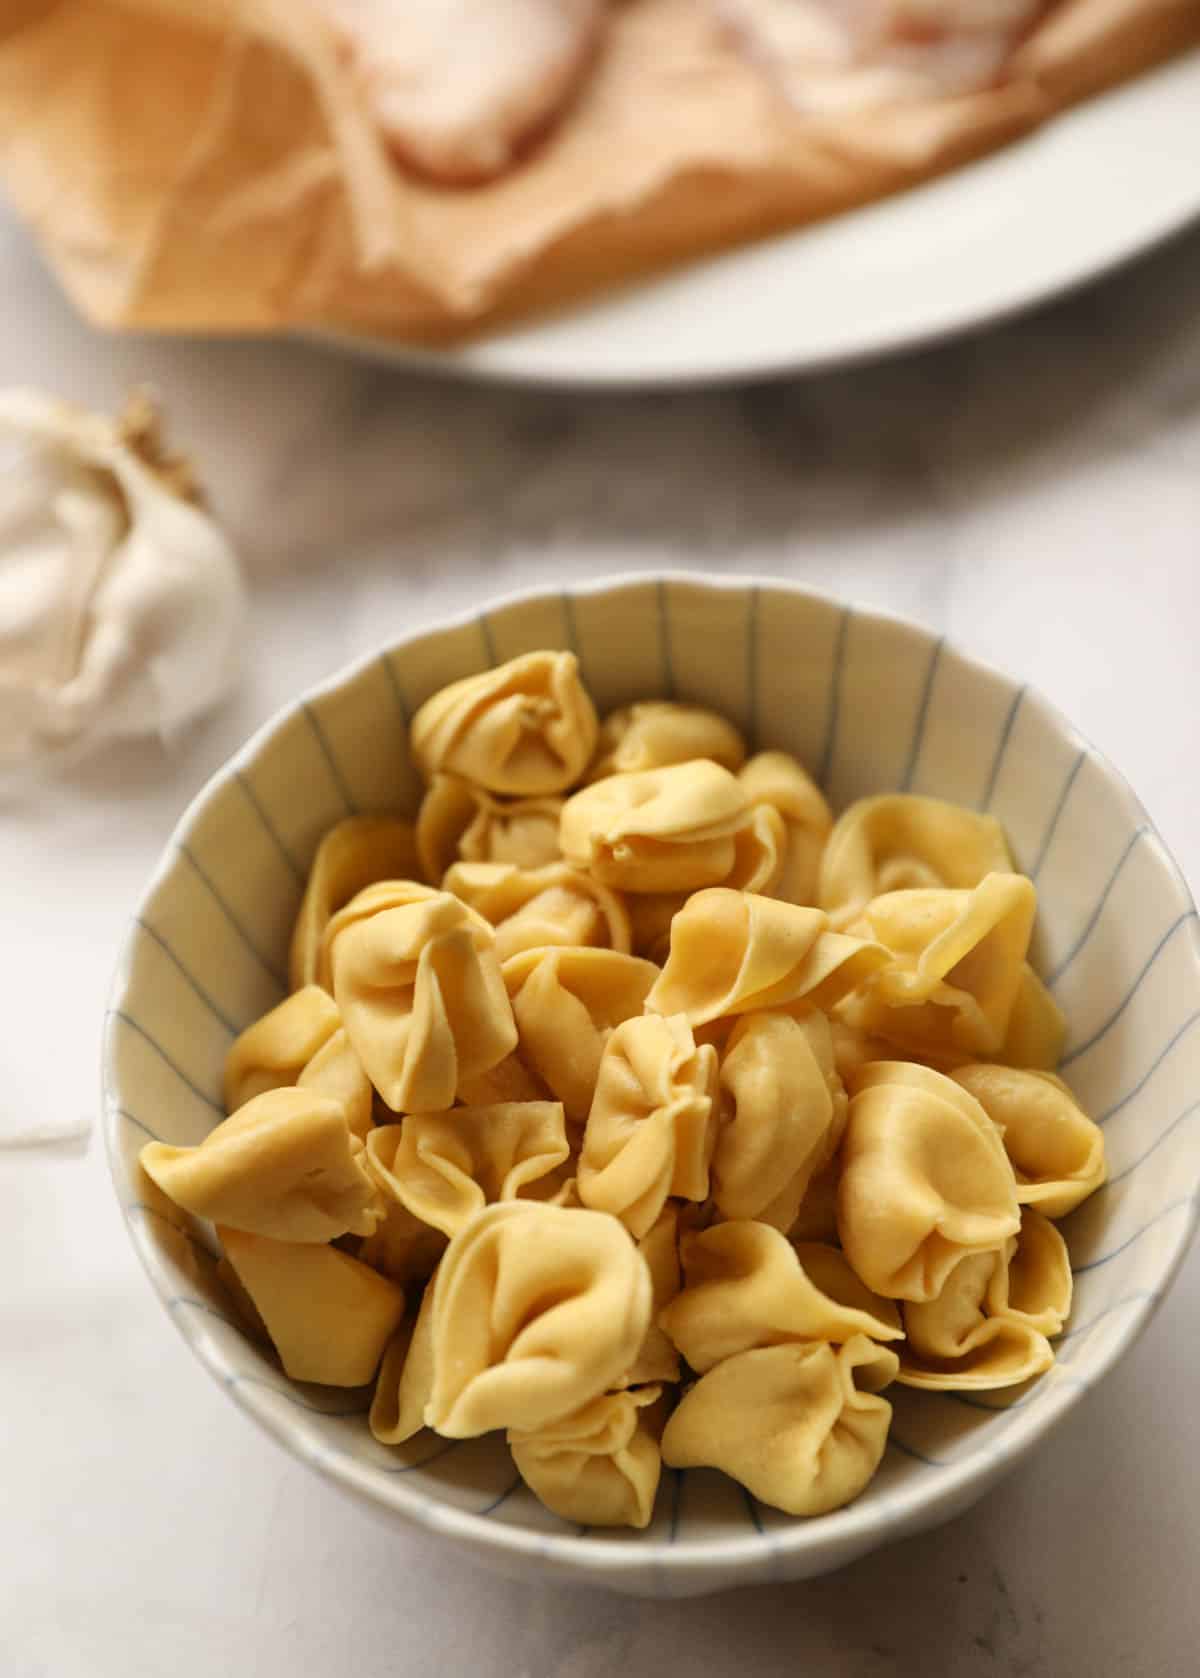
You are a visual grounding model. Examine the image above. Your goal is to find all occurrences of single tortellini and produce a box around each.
[509,1385,666,1530]
[661,1336,899,1518]
[818,794,1014,929]
[502,946,660,1123]
[645,889,890,1028]
[425,1202,652,1437]
[620,1205,683,1387]
[951,1065,1106,1217]
[365,1102,570,1238]
[220,1226,405,1387]
[416,772,563,882]
[738,751,833,907]
[560,760,753,894]
[842,873,1037,1059]
[899,1209,1072,1390]
[838,1061,1021,1301]
[660,1223,901,1373]
[140,1086,382,1243]
[289,815,420,991]
[586,700,746,782]
[712,1011,847,1226]
[443,859,631,962]
[322,880,517,1113]
[223,985,341,1112]
[577,1014,719,1238]
[410,650,598,796]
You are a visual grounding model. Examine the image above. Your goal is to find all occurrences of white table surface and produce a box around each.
[3,199,1200,1677]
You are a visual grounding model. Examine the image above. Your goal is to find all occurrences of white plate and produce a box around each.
[316,48,1200,388]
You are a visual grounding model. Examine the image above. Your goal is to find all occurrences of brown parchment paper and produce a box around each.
[0,0,1197,343]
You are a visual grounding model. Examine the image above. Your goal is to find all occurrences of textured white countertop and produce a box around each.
[3,198,1200,1676]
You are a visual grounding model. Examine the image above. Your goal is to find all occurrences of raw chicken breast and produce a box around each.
[716,0,1047,112]
[323,0,608,184]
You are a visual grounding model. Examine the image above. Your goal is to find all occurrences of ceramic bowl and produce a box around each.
[104,572,1200,1597]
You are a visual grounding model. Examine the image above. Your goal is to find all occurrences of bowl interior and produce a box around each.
[105,575,1200,1594]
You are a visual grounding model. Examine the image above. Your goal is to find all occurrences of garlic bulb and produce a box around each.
[0,389,245,765]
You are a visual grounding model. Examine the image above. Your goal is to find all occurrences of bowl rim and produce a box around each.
[103,568,1200,1581]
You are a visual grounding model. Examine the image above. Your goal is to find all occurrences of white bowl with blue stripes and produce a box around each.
[104,572,1200,1597]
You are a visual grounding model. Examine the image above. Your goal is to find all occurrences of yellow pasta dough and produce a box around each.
[323,880,517,1113]
[842,873,1037,1059]
[410,650,598,796]
[295,1026,374,1139]
[587,701,746,781]
[577,1014,719,1238]
[502,945,660,1123]
[220,1226,405,1387]
[898,1209,1072,1390]
[712,1010,846,1225]
[443,859,631,961]
[818,794,1014,929]
[838,1061,1021,1301]
[646,888,890,1027]
[364,1102,570,1238]
[358,1196,447,1286]
[738,751,833,907]
[661,1336,899,1518]
[223,985,342,1113]
[288,815,420,991]
[140,1086,382,1243]
[999,966,1068,1071]
[620,1205,683,1387]
[370,1279,437,1444]
[415,772,563,881]
[660,1222,901,1373]
[560,760,752,894]
[951,1065,1106,1217]
[425,1202,652,1437]
[509,1385,666,1530]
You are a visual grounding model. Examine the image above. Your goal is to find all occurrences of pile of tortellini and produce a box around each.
[141,650,1107,1529]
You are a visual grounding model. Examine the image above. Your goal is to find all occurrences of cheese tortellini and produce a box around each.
[661,1337,900,1518]
[410,650,597,795]
[841,873,1037,1060]
[143,649,1107,1530]
[951,1064,1106,1216]
[322,880,517,1113]
[819,794,1014,929]
[560,760,753,894]
[141,1086,382,1243]
[577,1013,719,1237]
[509,1386,666,1530]
[425,1202,652,1437]
[712,1010,847,1226]
[899,1210,1072,1390]
[660,1223,902,1373]
[838,1061,1021,1301]
[646,888,890,1026]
